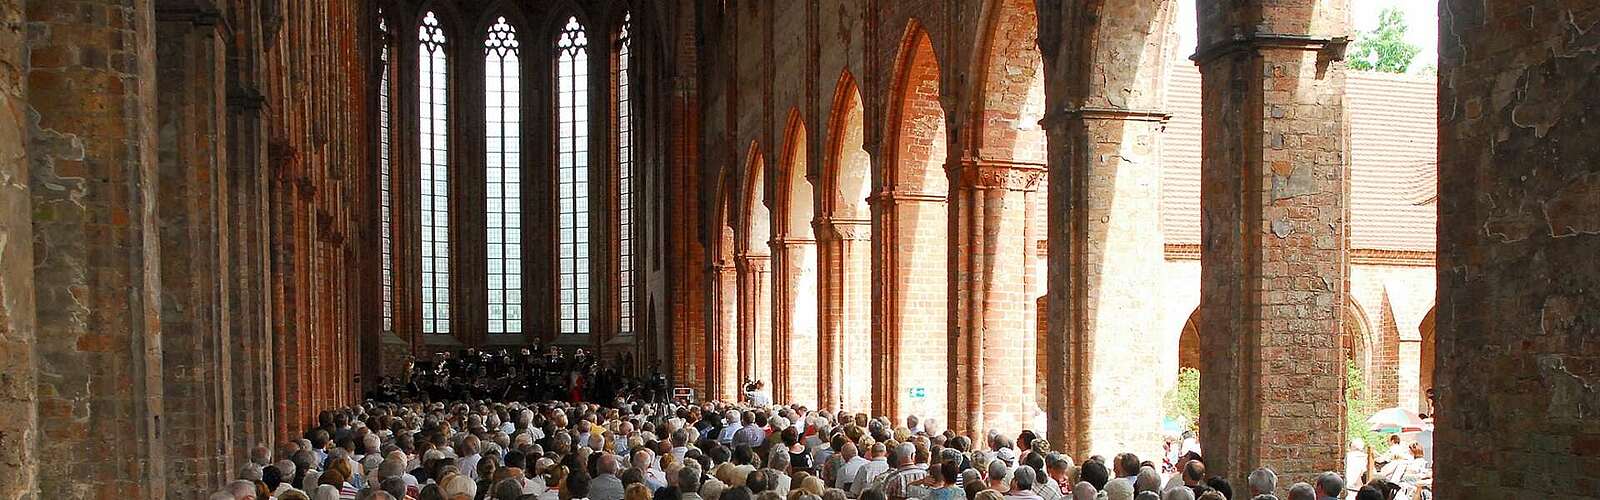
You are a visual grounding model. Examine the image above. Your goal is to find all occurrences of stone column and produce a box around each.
[27,0,168,496]
[711,262,740,401]
[1435,2,1600,496]
[155,8,235,494]
[948,159,1043,437]
[736,254,773,389]
[814,217,872,412]
[770,236,819,406]
[1195,0,1351,484]
[0,0,37,495]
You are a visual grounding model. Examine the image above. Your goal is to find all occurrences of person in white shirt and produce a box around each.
[836,443,869,491]
[1343,439,1368,499]
[633,449,669,490]
[851,443,890,497]
[457,436,483,481]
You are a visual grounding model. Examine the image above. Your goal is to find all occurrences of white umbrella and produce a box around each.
[1366,407,1425,433]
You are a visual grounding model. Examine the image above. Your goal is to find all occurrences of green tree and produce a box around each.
[1348,7,1421,73]
[1346,359,1386,452]
[1164,367,1201,433]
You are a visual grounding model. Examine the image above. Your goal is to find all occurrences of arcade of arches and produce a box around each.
[0,0,1595,498]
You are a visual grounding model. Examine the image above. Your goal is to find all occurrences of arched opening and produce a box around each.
[880,21,949,421]
[740,145,773,391]
[776,113,819,407]
[820,73,874,412]
[967,0,1049,433]
[1343,300,1376,396]
[1179,310,1200,372]
[711,175,740,401]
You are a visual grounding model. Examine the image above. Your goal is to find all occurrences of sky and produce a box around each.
[1173,0,1439,74]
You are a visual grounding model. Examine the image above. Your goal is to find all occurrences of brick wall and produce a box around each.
[27,0,169,495]
[1435,2,1600,497]
[0,0,38,496]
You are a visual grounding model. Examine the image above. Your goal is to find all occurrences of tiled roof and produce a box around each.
[1160,66,1438,252]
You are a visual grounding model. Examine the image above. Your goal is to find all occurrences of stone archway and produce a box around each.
[738,144,773,392]
[711,174,740,401]
[876,19,951,422]
[1179,309,1200,372]
[817,72,874,413]
[773,111,820,407]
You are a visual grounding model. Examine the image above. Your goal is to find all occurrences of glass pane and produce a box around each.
[419,10,451,336]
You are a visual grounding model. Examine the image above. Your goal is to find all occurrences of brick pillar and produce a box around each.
[771,236,819,407]
[815,217,872,412]
[155,9,235,494]
[948,159,1044,437]
[737,254,773,390]
[711,262,739,401]
[1194,0,1350,484]
[1436,2,1600,496]
[226,85,275,463]
[223,0,275,455]
[0,0,37,495]
[870,191,948,422]
[27,0,168,496]
[1037,107,1168,458]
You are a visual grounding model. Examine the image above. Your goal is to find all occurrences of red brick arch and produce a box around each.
[773,110,820,407]
[816,71,874,412]
[823,72,871,220]
[709,170,740,401]
[968,0,1047,163]
[738,143,773,390]
[875,19,950,420]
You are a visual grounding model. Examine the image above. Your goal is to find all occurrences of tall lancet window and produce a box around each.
[485,17,522,335]
[419,11,451,335]
[378,10,395,332]
[616,13,635,336]
[556,16,591,336]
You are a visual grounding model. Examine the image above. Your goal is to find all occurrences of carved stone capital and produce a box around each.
[812,217,872,242]
[954,158,1047,191]
[736,254,772,273]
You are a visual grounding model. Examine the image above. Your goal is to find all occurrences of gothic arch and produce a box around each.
[1179,308,1200,372]
[874,18,951,421]
[1344,298,1377,397]
[738,143,773,389]
[709,170,740,401]
[816,70,874,412]
[823,71,871,220]
[968,0,1047,164]
[774,109,820,406]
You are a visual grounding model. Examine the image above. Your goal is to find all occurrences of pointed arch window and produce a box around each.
[485,17,522,335]
[556,16,591,337]
[419,11,450,335]
[616,12,636,336]
[378,10,395,332]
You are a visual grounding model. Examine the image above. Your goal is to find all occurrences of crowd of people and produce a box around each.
[211,376,1431,500]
